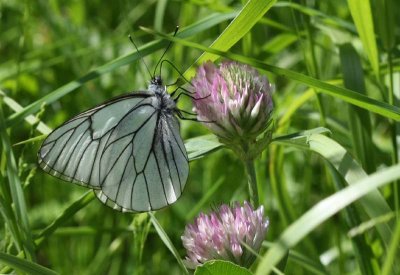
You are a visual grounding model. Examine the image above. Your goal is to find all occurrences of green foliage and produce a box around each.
[0,0,399,274]
[194,260,252,275]
[0,252,58,275]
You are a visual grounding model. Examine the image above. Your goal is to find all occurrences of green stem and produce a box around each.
[244,159,259,206]
[387,49,399,220]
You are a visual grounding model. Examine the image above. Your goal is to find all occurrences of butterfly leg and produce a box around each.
[171,87,211,102]
[175,109,214,123]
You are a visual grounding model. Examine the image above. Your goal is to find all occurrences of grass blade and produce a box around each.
[381,219,400,275]
[195,0,277,64]
[339,43,375,173]
[139,29,400,121]
[35,191,95,246]
[0,101,35,259]
[149,213,189,274]
[5,12,237,128]
[0,252,58,275]
[375,0,395,52]
[255,164,400,274]
[0,90,51,134]
[275,1,356,33]
[273,132,393,246]
[347,0,379,76]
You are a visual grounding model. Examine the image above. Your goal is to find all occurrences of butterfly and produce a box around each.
[38,70,190,212]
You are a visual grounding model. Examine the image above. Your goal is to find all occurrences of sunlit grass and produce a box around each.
[0,0,399,274]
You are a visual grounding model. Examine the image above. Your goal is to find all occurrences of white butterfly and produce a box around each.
[38,75,189,212]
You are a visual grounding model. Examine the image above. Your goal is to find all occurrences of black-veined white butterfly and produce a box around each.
[38,32,190,212]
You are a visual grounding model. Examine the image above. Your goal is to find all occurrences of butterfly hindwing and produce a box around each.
[38,92,189,212]
[95,113,189,211]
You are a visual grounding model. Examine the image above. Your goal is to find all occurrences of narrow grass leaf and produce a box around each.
[35,191,95,246]
[348,213,396,238]
[255,164,400,274]
[308,134,393,244]
[12,134,47,146]
[5,12,237,129]
[327,164,376,275]
[288,250,328,275]
[149,213,189,274]
[154,0,168,31]
[185,177,225,220]
[381,219,400,275]
[262,33,298,54]
[339,43,375,173]
[0,102,35,259]
[277,88,315,127]
[140,30,400,120]
[0,90,51,135]
[0,198,22,252]
[0,44,90,82]
[273,132,393,246]
[272,127,331,146]
[195,0,277,64]
[347,0,380,76]
[375,0,395,51]
[275,1,356,33]
[0,252,58,275]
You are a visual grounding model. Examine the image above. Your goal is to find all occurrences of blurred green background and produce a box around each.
[1,0,399,274]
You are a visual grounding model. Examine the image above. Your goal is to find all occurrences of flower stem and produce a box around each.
[244,159,259,207]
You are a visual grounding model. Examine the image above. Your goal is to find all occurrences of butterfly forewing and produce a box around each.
[38,91,189,212]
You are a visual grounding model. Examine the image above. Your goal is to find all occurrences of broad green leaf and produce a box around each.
[0,252,58,275]
[195,260,252,275]
[185,134,223,161]
[347,0,379,76]
[255,163,400,274]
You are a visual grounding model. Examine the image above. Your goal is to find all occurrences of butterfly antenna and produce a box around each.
[128,34,152,79]
[153,26,179,78]
[160,59,193,86]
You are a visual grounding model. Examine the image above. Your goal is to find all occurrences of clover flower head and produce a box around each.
[192,61,274,159]
[181,201,269,269]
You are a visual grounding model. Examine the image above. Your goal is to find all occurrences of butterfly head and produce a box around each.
[151,76,163,86]
[148,76,167,97]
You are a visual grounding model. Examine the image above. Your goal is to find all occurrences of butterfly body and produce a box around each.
[38,76,189,212]
[148,78,176,112]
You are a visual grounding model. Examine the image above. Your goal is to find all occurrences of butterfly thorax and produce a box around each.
[149,76,176,112]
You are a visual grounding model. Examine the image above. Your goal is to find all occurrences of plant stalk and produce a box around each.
[244,158,259,207]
